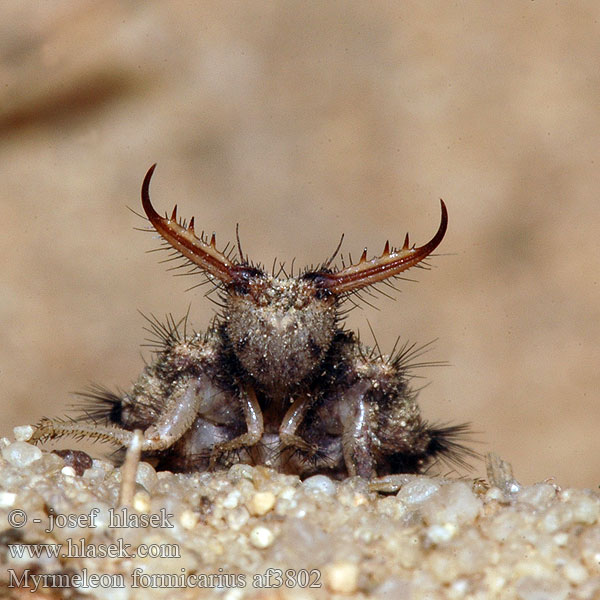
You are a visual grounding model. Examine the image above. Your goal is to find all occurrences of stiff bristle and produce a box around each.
[426,422,479,472]
[71,384,123,425]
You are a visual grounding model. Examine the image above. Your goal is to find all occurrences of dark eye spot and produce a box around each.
[232,266,265,296]
[315,288,332,300]
[301,271,333,300]
[236,282,251,295]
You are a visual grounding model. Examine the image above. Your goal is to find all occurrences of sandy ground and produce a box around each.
[2,439,600,599]
[1,2,600,489]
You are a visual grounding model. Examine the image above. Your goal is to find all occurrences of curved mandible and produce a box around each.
[141,164,238,284]
[316,200,448,295]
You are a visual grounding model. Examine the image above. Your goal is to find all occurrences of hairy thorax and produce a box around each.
[223,275,336,396]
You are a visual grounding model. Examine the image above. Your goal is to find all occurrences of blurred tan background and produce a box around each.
[1,1,599,488]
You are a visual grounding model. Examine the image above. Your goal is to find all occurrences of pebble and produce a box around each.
[426,523,457,544]
[13,425,34,442]
[222,489,242,509]
[517,483,557,508]
[179,509,199,530]
[302,474,337,496]
[421,482,482,526]
[227,463,254,481]
[0,491,17,507]
[580,527,600,573]
[570,491,600,524]
[132,491,151,513]
[324,561,359,594]
[515,575,570,600]
[249,525,275,548]
[61,466,77,477]
[226,506,249,531]
[135,461,159,493]
[397,478,440,505]
[485,487,505,502]
[562,560,589,585]
[2,441,42,466]
[248,491,275,515]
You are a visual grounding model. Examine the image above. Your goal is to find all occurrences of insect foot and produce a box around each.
[31,165,476,478]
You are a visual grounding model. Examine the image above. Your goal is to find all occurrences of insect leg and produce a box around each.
[340,381,376,478]
[32,377,203,451]
[31,418,143,447]
[208,385,263,468]
[279,396,318,454]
